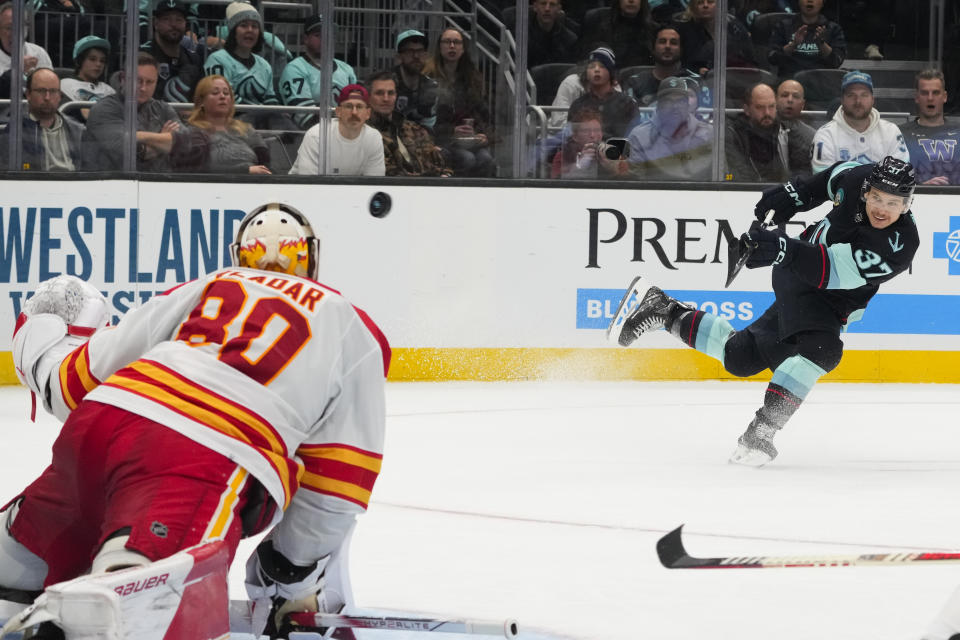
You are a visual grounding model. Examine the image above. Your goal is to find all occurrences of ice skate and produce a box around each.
[606,276,685,347]
[729,412,780,467]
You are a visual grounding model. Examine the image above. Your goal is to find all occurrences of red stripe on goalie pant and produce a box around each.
[8,403,252,585]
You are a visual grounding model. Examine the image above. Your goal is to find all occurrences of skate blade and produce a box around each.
[606,276,653,346]
[728,444,773,467]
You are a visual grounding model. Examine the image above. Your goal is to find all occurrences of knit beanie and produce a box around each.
[587,47,617,77]
[226,2,262,33]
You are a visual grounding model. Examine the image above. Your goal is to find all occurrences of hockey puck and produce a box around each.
[369,192,392,218]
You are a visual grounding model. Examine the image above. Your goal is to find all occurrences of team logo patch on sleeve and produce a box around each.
[833,188,844,207]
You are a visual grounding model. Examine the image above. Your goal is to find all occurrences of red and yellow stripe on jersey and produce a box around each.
[102,359,302,508]
[297,443,382,509]
[58,342,101,410]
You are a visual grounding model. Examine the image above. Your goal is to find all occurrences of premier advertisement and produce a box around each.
[1,179,958,381]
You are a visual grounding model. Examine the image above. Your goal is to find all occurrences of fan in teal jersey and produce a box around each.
[279,14,356,130]
[203,2,293,130]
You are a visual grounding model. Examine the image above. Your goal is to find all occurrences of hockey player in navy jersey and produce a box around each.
[608,157,919,466]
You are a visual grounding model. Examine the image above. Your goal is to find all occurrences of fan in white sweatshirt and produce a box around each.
[810,70,909,173]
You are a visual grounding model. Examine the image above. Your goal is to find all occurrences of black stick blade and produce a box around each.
[724,237,750,288]
[656,525,690,568]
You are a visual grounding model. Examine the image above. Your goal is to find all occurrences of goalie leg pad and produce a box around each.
[0,502,48,592]
[0,541,230,640]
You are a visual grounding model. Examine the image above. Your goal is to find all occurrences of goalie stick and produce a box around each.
[228,600,519,638]
[658,525,960,570]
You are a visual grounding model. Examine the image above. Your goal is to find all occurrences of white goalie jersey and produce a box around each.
[31,267,389,564]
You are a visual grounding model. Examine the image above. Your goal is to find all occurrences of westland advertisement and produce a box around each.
[1,180,958,380]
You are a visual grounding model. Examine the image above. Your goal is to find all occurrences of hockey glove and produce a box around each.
[12,276,109,418]
[245,540,338,639]
[743,221,792,269]
[754,179,811,224]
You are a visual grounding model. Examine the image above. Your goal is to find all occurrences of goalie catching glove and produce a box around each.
[245,539,342,638]
[11,275,109,415]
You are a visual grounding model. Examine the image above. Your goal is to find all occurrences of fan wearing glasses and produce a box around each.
[392,29,439,130]
[0,67,84,171]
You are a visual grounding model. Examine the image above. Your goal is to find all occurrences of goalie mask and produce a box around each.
[230,203,320,279]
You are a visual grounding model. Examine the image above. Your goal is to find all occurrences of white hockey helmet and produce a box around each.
[230,203,320,279]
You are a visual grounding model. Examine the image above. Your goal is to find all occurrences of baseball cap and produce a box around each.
[73,35,111,63]
[337,83,369,105]
[153,0,189,16]
[304,14,323,34]
[396,29,427,50]
[657,76,697,99]
[841,70,873,93]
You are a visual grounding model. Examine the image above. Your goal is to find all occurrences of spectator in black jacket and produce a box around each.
[141,0,204,102]
[525,0,579,67]
[567,46,639,138]
[580,0,656,67]
[725,82,811,182]
[672,0,755,75]
[623,25,705,110]
[768,0,846,79]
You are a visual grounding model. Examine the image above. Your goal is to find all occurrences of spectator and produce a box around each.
[775,78,816,162]
[523,0,579,68]
[649,0,687,24]
[767,0,846,79]
[567,47,639,138]
[280,14,358,130]
[207,0,293,88]
[141,0,204,103]
[551,107,628,179]
[623,25,707,111]
[811,70,909,172]
[204,2,285,130]
[0,2,53,81]
[725,82,811,181]
[673,0,755,76]
[136,74,271,175]
[289,83,385,176]
[731,0,793,29]
[367,70,452,177]
[626,76,713,179]
[579,0,656,67]
[59,35,115,122]
[23,0,87,69]
[549,64,588,128]
[0,67,84,171]
[83,52,182,171]
[423,27,495,177]
[900,69,960,185]
[393,29,438,130]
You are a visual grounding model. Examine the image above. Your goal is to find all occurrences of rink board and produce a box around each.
[1,179,958,383]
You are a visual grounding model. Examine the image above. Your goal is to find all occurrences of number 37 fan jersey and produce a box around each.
[50,267,390,557]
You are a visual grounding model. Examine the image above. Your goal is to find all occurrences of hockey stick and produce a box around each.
[228,600,519,638]
[657,525,960,570]
[724,209,775,288]
[286,611,519,638]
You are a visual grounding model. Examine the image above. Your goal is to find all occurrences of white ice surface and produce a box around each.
[2,380,960,640]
